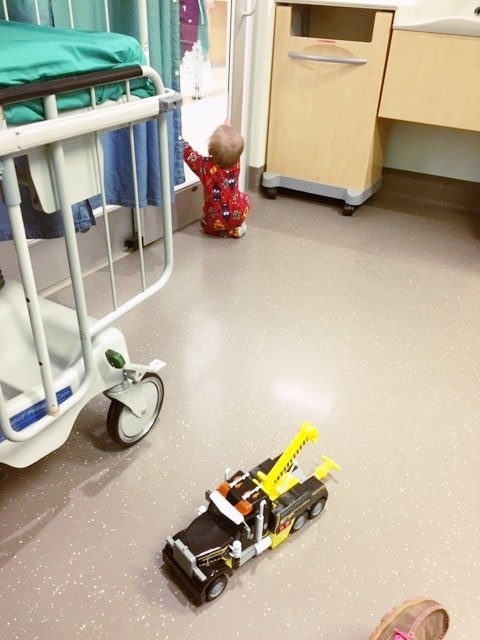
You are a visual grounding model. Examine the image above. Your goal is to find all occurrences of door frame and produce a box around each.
[226,0,257,191]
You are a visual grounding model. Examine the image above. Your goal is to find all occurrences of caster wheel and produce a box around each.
[107,373,164,446]
[264,187,277,200]
[343,204,356,216]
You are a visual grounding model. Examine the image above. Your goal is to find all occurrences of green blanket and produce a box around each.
[0,20,154,125]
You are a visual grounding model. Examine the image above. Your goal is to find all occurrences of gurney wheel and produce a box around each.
[107,373,164,446]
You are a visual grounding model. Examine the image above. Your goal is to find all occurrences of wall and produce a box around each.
[248,3,480,184]
[384,122,480,181]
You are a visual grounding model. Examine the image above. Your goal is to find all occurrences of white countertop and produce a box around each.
[281,0,415,9]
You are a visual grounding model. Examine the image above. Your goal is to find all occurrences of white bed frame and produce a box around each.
[0,15,181,467]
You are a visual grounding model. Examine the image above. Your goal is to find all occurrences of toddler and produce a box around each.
[182,123,250,238]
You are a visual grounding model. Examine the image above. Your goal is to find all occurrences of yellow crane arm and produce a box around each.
[255,422,318,498]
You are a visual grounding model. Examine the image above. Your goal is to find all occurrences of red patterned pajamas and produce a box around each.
[183,143,250,237]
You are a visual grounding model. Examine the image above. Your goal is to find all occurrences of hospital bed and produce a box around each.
[0,13,181,468]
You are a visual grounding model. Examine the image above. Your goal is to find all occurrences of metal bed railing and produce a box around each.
[0,64,180,461]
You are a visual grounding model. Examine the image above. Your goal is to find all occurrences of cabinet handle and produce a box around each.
[288,52,368,65]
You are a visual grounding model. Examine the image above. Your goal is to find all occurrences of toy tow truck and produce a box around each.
[162,422,340,605]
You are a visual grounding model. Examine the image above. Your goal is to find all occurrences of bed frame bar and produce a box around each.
[0,65,177,447]
[0,65,145,106]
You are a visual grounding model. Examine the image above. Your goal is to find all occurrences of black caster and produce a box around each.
[264,187,277,200]
[343,203,356,216]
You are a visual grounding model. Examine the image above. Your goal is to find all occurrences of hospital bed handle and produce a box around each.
[288,52,368,65]
[0,65,144,106]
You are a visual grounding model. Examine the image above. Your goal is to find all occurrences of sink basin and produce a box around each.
[394,1,480,36]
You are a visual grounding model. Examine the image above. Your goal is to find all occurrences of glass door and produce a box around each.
[179,0,229,186]
[178,1,256,189]
[227,0,257,190]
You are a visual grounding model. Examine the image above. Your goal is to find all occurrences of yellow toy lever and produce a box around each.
[314,454,341,481]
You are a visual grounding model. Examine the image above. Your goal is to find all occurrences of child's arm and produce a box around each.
[182,140,205,178]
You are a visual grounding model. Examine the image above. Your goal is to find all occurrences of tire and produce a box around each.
[205,574,228,601]
[107,373,164,446]
[309,498,326,519]
[291,511,308,533]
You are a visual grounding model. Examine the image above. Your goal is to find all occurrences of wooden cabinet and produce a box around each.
[263,4,393,211]
[379,30,480,132]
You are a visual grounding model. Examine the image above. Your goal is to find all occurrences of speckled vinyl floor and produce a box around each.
[1,188,480,639]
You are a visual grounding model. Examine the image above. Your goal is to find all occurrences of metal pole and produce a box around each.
[43,96,95,376]
[103,0,110,32]
[125,82,147,292]
[67,0,74,28]
[1,157,59,418]
[137,0,150,64]
[33,0,41,24]
[90,87,118,310]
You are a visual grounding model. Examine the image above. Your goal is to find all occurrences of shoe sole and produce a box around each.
[369,597,449,640]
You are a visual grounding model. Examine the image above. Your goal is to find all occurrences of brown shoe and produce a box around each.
[369,597,449,640]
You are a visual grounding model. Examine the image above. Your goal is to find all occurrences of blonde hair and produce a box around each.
[208,124,244,169]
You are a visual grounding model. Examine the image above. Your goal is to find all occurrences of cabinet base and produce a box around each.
[262,172,382,207]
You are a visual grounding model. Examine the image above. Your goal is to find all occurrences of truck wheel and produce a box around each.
[309,498,326,519]
[206,574,228,601]
[292,511,308,532]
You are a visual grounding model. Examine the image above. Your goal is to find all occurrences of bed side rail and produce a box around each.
[0,66,181,444]
[0,65,146,106]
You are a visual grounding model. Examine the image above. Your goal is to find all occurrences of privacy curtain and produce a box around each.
[108,0,185,186]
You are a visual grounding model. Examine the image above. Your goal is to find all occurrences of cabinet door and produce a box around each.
[379,30,480,132]
[266,6,392,191]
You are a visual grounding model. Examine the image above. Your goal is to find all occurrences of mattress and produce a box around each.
[0,20,155,125]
